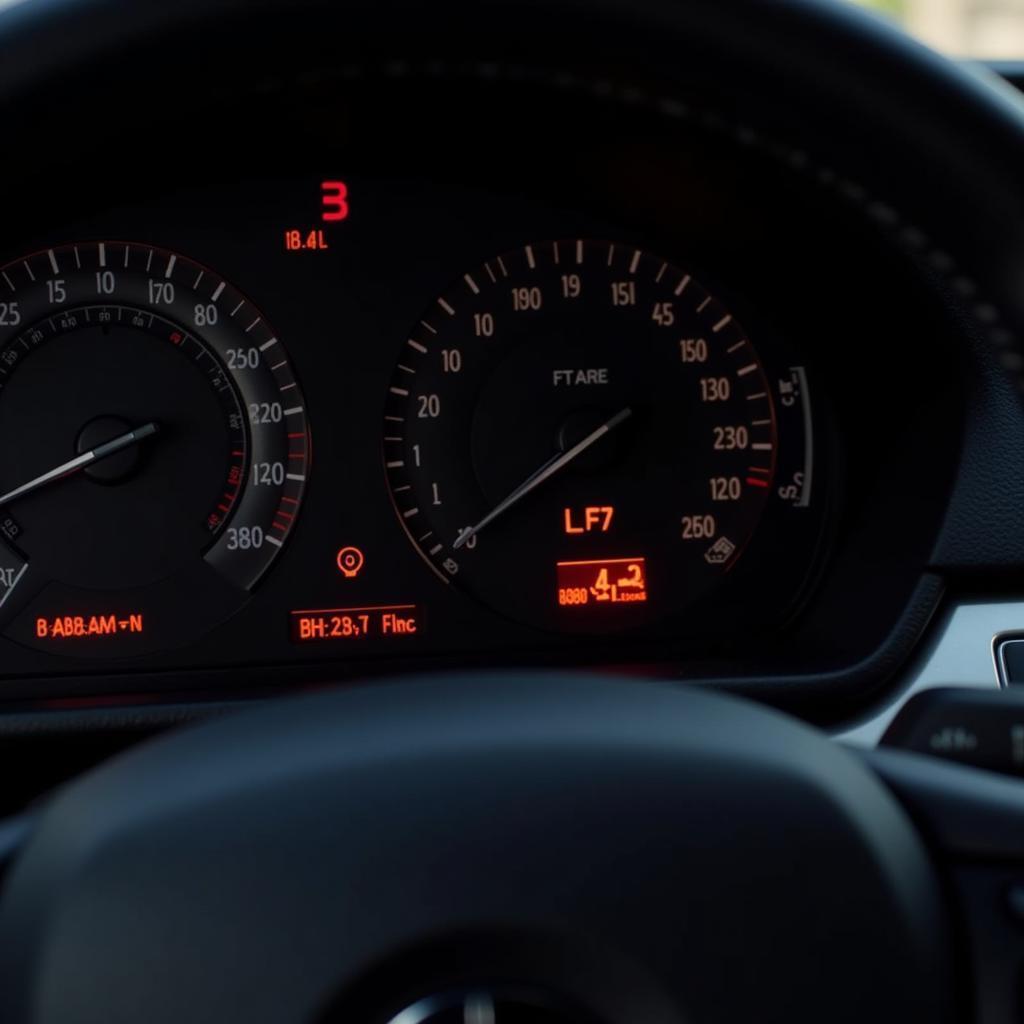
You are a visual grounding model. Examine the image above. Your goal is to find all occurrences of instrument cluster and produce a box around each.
[0,71,966,707]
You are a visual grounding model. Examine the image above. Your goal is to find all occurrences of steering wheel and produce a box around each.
[1,1,1024,1021]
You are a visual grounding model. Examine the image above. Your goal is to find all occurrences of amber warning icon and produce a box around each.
[336,546,365,578]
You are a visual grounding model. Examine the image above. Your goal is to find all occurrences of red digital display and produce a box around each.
[563,505,614,534]
[282,180,351,251]
[291,604,420,642]
[284,229,330,252]
[557,557,648,609]
[35,613,145,639]
[321,181,350,222]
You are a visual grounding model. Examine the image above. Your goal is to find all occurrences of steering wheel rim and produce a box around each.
[0,675,953,1023]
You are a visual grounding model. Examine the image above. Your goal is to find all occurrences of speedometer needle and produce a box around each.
[453,407,632,550]
[0,422,159,507]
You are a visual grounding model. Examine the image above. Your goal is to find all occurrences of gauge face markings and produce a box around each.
[0,304,250,534]
[383,239,779,632]
[0,242,311,656]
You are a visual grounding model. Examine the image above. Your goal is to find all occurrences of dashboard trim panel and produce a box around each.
[837,600,1010,747]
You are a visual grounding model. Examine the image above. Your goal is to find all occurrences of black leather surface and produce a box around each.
[0,676,953,1023]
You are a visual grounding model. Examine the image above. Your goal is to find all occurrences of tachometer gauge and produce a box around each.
[384,240,807,632]
[0,243,309,656]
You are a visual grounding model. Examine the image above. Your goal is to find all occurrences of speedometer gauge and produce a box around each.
[0,243,309,656]
[384,240,799,632]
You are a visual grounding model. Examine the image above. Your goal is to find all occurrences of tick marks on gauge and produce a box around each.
[384,239,785,628]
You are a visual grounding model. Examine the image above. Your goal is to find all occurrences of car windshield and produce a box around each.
[848,0,1024,57]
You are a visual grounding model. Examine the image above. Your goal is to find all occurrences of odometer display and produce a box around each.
[384,240,784,632]
[0,242,309,656]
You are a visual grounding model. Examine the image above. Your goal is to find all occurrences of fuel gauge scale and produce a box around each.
[383,240,816,632]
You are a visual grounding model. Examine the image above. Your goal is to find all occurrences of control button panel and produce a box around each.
[883,687,1024,777]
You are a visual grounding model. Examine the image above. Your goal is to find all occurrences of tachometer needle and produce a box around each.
[453,407,631,550]
[0,422,159,507]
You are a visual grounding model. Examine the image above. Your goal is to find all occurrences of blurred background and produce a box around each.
[0,0,1016,60]
[850,0,1024,57]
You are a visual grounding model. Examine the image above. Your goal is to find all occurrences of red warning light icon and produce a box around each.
[336,546,365,578]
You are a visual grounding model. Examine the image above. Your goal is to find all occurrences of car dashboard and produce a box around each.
[0,43,1018,739]
[11,5,1024,1022]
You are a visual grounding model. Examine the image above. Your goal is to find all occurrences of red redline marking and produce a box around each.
[231,450,244,456]
[747,466,772,475]
[272,521,289,532]
[281,496,299,505]
[276,510,295,521]
[287,432,306,439]
[746,477,770,488]
[287,452,304,459]
[217,503,230,513]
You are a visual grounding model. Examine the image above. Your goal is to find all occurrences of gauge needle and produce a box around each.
[0,422,159,506]
[453,407,632,550]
